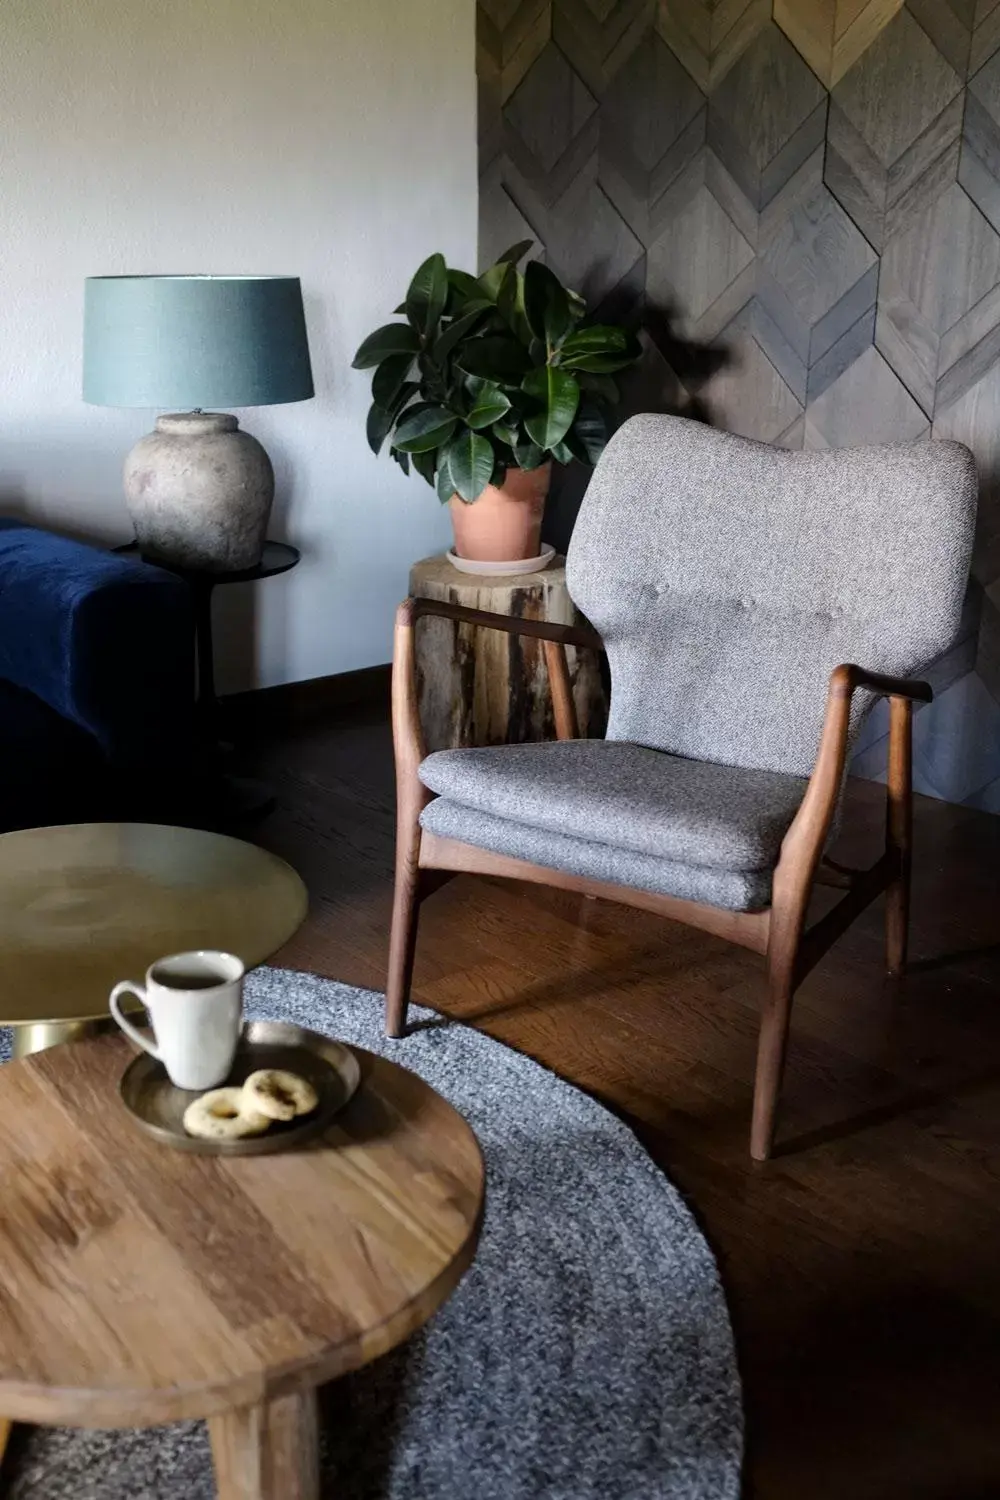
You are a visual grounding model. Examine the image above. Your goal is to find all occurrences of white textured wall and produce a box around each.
[0,0,474,691]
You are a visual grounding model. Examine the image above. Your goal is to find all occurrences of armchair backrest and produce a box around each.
[566,415,977,777]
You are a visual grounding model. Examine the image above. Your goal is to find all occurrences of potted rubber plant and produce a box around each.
[353,242,641,572]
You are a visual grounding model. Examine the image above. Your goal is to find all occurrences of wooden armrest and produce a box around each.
[400,596,603,653]
[393,596,596,759]
[776,661,928,898]
[829,664,932,703]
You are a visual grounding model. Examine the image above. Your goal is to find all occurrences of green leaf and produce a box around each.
[556,325,631,360]
[549,439,576,465]
[456,336,530,385]
[466,380,511,430]
[390,395,435,427]
[496,263,518,327]
[433,306,491,363]
[569,400,607,466]
[491,418,521,448]
[405,253,449,340]
[447,269,481,303]
[477,263,505,301]
[371,352,414,409]
[445,430,495,503]
[435,451,455,504]
[494,238,533,267]
[391,447,410,476]
[416,351,449,402]
[352,323,420,370]
[577,372,620,406]
[393,404,458,453]
[512,438,545,470]
[366,378,418,455]
[391,380,419,415]
[366,402,395,456]
[494,267,534,349]
[457,297,501,320]
[521,367,580,449]
[523,260,573,345]
[567,288,587,324]
[557,328,641,374]
[445,282,500,319]
[443,285,465,318]
[558,352,638,373]
[410,448,437,486]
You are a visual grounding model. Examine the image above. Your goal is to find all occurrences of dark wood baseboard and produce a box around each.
[221,662,391,737]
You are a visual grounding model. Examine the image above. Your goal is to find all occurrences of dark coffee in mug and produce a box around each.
[152,969,227,991]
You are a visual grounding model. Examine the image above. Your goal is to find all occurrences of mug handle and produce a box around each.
[109,982,161,1061]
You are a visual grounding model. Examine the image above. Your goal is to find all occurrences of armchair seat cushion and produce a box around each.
[418,740,806,873]
[420,797,776,911]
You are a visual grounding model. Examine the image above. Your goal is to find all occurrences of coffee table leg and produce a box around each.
[209,1389,319,1500]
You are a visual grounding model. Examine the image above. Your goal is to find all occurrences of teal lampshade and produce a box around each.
[83,275,314,408]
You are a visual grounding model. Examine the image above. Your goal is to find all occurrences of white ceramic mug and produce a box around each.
[110,950,244,1091]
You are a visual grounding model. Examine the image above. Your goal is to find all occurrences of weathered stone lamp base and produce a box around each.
[123,411,274,571]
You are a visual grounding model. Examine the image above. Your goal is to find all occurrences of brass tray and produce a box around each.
[119,1019,361,1155]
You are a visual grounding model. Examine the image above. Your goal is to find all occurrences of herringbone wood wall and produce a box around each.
[479,0,1000,811]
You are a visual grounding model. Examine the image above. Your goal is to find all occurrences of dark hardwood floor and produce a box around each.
[243,699,1000,1500]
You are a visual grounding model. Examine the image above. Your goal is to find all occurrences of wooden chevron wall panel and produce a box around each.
[656,0,771,91]
[774,0,904,87]
[478,0,1000,811]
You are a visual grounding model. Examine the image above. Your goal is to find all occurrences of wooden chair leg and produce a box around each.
[750,963,797,1162]
[386,865,421,1039]
[885,695,913,977]
[388,599,430,1040]
[752,883,808,1162]
[386,805,424,1038]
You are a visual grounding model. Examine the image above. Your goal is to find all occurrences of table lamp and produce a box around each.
[83,275,314,571]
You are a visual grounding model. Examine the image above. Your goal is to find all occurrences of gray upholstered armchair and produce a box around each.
[387,415,978,1159]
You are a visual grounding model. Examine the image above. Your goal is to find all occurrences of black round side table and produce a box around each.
[114,540,300,717]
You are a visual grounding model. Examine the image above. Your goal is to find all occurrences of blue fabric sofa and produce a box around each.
[0,521,196,831]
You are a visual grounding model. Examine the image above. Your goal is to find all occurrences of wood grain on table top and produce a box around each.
[0,1033,483,1428]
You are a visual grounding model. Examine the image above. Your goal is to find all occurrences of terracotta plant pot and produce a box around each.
[449,463,552,564]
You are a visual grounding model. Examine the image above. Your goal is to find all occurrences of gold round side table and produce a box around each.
[0,822,307,1057]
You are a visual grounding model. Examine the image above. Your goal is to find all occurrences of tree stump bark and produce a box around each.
[408,554,608,753]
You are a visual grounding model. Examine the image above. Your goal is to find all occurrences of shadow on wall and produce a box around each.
[542,278,731,554]
[0,491,30,524]
[0,487,114,547]
[211,429,301,699]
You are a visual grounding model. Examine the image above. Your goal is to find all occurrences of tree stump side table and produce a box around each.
[408,554,607,752]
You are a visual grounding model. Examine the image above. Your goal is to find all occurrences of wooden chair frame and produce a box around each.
[386,596,932,1160]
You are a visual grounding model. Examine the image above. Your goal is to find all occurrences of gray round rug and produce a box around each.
[1,969,743,1499]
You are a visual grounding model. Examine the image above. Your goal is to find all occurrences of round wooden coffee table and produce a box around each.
[0,823,307,1056]
[0,1032,484,1498]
